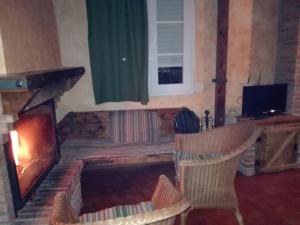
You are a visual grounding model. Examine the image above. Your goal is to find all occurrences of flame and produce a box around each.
[10,130,20,166]
[18,135,30,159]
[10,130,30,168]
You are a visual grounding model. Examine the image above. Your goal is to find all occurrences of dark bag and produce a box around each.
[174,107,200,134]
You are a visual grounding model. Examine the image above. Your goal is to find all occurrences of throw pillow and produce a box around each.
[111,110,160,144]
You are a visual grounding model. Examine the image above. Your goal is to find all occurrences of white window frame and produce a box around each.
[147,0,195,96]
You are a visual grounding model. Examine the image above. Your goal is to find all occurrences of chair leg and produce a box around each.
[233,208,244,225]
[180,209,190,225]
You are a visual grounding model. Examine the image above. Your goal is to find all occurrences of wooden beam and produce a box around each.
[23,75,81,112]
[1,91,32,115]
[214,0,229,127]
[0,75,81,114]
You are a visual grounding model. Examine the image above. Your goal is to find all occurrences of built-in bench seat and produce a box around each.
[60,138,175,166]
[58,108,181,166]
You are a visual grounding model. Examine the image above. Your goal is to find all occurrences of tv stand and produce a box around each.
[244,111,285,120]
[252,115,271,120]
[237,114,300,174]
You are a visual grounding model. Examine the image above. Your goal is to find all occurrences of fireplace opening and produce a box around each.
[4,99,59,211]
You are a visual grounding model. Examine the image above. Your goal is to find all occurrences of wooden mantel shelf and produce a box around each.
[0,66,85,115]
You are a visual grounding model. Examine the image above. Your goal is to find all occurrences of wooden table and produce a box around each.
[237,115,300,173]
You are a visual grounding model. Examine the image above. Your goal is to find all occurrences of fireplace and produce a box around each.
[0,67,85,222]
[5,99,59,210]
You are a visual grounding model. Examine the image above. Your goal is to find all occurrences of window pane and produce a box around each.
[158,67,183,84]
[158,55,183,67]
[157,23,183,54]
[157,0,183,21]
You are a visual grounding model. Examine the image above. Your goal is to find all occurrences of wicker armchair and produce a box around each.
[49,174,190,225]
[175,123,261,225]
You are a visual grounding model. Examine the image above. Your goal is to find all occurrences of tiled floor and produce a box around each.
[81,162,300,225]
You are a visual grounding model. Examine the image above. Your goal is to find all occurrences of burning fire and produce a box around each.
[10,130,30,168]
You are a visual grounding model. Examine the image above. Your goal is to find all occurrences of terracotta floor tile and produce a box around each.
[81,163,300,225]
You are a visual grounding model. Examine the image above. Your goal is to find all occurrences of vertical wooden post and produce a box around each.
[214,0,229,127]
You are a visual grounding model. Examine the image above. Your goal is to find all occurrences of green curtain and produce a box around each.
[86,0,149,104]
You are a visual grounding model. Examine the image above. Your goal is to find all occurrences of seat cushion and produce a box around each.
[173,150,223,179]
[111,110,160,144]
[79,201,153,223]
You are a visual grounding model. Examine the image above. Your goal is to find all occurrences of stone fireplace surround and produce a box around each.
[0,67,84,225]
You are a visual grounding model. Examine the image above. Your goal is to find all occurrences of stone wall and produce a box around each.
[275,0,300,163]
[275,0,300,115]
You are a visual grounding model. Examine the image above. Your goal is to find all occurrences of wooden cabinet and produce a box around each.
[237,115,300,173]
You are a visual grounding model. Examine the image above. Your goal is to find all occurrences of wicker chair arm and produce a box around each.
[179,157,232,167]
[71,201,190,225]
[151,175,187,209]
[176,126,261,156]
[178,153,242,173]
[176,123,261,155]
[177,140,255,167]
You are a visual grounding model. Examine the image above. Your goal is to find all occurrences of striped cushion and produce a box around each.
[111,110,160,144]
[79,201,153,223]
[173,150,223,179]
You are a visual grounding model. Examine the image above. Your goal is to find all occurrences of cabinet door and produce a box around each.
[258,129,298,170]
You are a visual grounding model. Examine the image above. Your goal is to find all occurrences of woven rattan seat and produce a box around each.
[49,174,190,225]
[175,123,261,225]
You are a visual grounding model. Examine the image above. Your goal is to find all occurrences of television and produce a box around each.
[242,83,288,118]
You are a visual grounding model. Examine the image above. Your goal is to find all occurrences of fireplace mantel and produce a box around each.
[0,66,85,115]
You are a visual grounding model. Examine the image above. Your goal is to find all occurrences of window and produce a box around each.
[148,0,195,96]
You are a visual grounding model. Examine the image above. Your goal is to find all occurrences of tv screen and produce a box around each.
[242,83,288,117]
